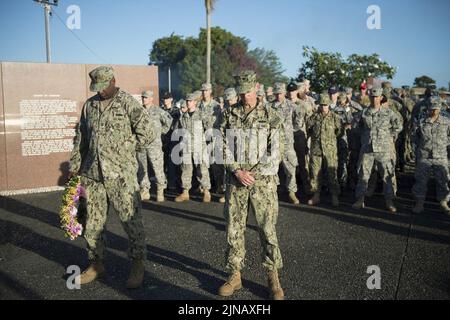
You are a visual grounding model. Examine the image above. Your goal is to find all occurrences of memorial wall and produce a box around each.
[0,62,158,193]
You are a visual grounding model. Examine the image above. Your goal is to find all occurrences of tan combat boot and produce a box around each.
[439,200,450,215]
[331,194,339,207]
[412,199,424,214]
[288,192,300,205]
[386,199,397,213]
[307,192,320,206]
[219,196,226,204]
[352,197,365,209]
[175,190,190,202]
[267,270,284,300]
[156,188,165,202]
[203,189,211,203]
[218,272,242,297]
[126,259,145,289]
[140,188,150,201]
[79,261,105,285]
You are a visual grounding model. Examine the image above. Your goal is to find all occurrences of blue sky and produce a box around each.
[1,0,449,88]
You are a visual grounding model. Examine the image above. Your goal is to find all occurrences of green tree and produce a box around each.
[413,75,436,89]
[297,46,396,93]
[249,48,289,87]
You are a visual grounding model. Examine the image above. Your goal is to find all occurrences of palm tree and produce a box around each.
[205,0,216,84]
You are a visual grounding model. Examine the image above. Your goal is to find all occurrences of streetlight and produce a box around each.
[34,0,59,63]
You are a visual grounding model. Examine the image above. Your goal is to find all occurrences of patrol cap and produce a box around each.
[273,82,287,94]
[370,86,383,97]
[186,93,197,101]
[224,87,237,100]
[338,92,348,103]
[382,81,392,89]
[319,93,331,105]
[161,91,172,99]
[235,70,257,94]
[382,87,392,98]
[193,91,202,100]
[141,90,154,98]
[201,83,212,91]
[89,66,114,92]
[328,86,339,95]
[257,87,265,97]
[287,82,299,92]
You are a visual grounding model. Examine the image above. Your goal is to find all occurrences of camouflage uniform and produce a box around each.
[177,101,211,191]
[162,104,182,190]
[306,95,342,196]
[69,66,155,262]
[221,71,284,272]
[137,97,173,193]
[355,90,403,201]
[333,95,353,187]
[271,83,300,193]
[412,106,450,202]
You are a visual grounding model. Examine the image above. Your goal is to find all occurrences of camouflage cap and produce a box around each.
[224,87,237,100]
[141,90,154,98]
[193,91,202,100]
[345,87,353,95]
[370,86,383,97]
[338,92,348,103]
[273,82,287,94]
[319,93,331,105]
[201,83,212,91]
[186,93,197,101]
[89,66,114,92]
[235,70,257,94]
[382,81,392,89]
[382,87,392,98]
[428,97,442,110]
[257,87,265,97]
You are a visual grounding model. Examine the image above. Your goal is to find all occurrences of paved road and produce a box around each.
[1,170,450,300]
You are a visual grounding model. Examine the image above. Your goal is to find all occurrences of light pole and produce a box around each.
[34,0,59,63]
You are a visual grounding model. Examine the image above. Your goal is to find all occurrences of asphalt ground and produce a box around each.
[1,167,450,300]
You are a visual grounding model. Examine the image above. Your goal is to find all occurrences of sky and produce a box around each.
[1,0,449,88]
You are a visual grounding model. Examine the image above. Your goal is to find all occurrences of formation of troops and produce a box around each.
[69,66,449,300]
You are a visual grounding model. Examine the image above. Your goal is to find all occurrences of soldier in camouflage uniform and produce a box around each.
[271,82,302,204]
[218,71,285,300]
[412,99,450,214]
[137,91,172,202]
[357,82,371,108]
[265,86,275,103]
[161,91,181,191]
[69,66,156,289]
[344,87,363,112]
[352,87,403,213]
[306,93,342,207]
[174,93,212,203]
[333,93,354,189]
[288,82,309,195]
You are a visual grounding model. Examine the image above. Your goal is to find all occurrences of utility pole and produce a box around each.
[34,0,59,63]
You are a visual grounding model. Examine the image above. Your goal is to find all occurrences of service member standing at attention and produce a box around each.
[352,86,402,213]
[69,66,155,289]
[306,93,342,207]
[137,90,172,202]
[271,82,301,204]
[218,70,285,300]
[174,93,212,203]
[412,99,450,214]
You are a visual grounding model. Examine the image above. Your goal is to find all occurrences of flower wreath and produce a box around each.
[60,176,86,240]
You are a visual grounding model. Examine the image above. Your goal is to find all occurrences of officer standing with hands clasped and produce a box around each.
[218,70,285,300]
[69,66,156,289]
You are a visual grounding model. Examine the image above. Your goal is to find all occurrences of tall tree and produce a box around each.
[205,0,217,84]
[413,75,436,89]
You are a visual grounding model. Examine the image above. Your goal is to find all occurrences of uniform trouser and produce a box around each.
[163,139,180,190]
[355,152,395,200]
[211,164,225,192]
[282,153,298,193]
[137,145,167,191]
[412,158,450,202]
[181,154,211,190]
[348,147,360,187]
[81,176,146,262]
[337,139,349,186]
[309,152,340,195]
[294,132,309,192]
[224,176,283,272]
[367,142,398,195]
